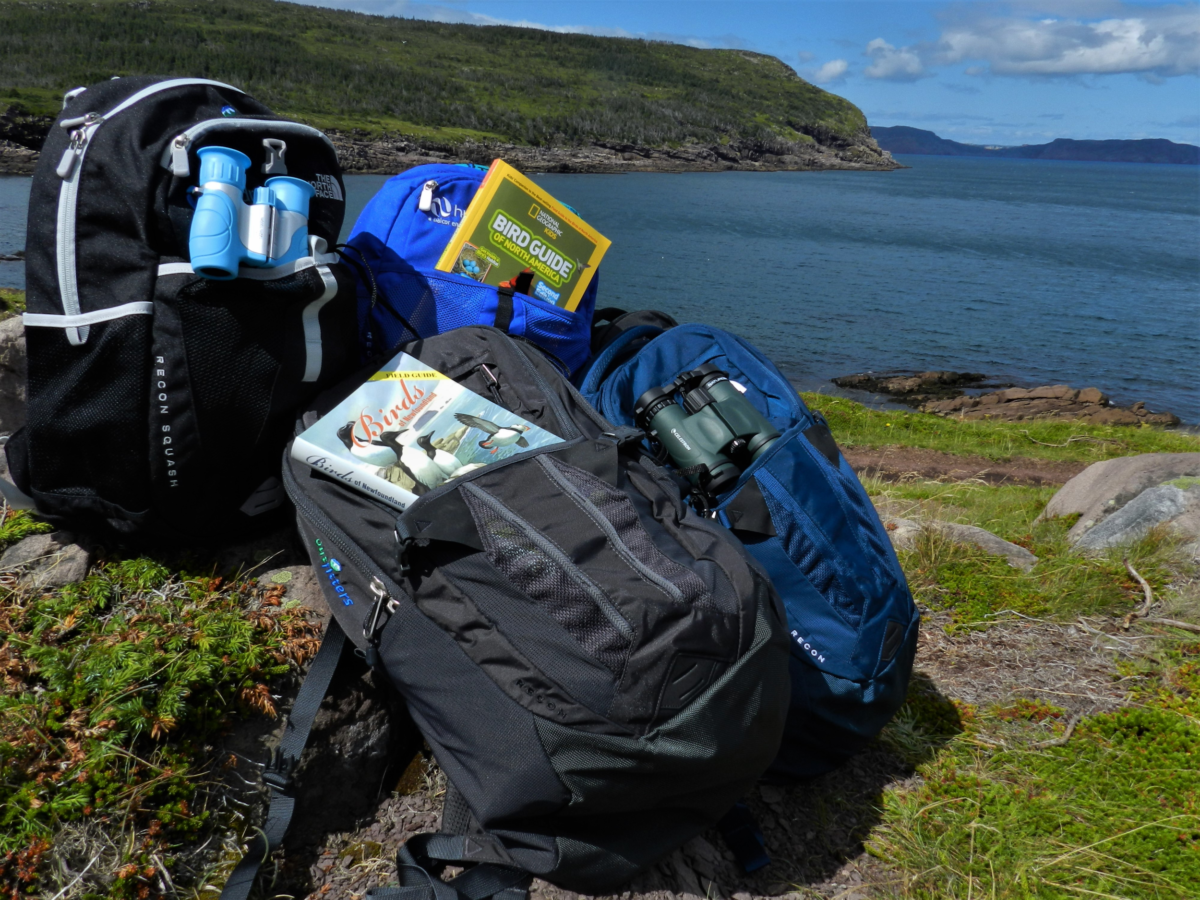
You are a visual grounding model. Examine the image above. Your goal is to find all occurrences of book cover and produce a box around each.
[435,159,611,312]
[291,351,566,511]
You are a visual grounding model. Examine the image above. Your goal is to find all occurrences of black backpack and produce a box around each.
[256,326,791,897]
[5,76,358,539]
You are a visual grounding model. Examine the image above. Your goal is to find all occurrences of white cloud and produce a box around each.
[812,59,849,84]
[934,5,1200,78]
[864,39,928,81]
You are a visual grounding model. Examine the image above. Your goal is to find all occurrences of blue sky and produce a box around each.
[285,0,1200,146]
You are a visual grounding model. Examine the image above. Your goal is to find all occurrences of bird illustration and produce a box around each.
[448,462,487,479]
[416,432,462,477]
[453,414,532,454]
[375,429,448,495]
[337,422,398,467]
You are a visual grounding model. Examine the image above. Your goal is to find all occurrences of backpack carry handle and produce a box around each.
[363,834,531,900]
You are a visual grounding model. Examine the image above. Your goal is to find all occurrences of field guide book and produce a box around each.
[291,351,566,511]
[434,159,611,312]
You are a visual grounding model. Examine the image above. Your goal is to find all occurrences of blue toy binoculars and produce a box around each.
[188,145,314,280]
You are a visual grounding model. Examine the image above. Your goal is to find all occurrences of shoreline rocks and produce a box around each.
[921,386,1180,426]
[0,107,899,176]
[833,370,1182,426]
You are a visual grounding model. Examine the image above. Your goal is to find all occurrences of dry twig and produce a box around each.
[1034,713,1082,749]
[1140,617,1200,635]
[1121,558,1155,629]
[1020,431,1120,448]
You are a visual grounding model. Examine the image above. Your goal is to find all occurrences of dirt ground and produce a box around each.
[842,446,1086,487]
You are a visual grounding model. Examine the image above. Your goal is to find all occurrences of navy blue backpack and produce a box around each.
[579,318,919,779]
[345,164,599,375]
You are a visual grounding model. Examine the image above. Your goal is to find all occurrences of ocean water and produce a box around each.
[3,154,1198,420]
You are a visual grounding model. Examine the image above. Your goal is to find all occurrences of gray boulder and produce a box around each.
[936,522,1038,571]
[883,516,922,552]
[1039,453,1200,542]
[0,531,91,588]
[0,315,26,435]
[1073,484,1200,554]
[878,513,1038,570]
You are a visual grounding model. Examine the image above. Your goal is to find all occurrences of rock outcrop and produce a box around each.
[0,531,91,589]
[833,371,1183,426]
[328,132,898,175]
[832,371,992,404]
[1038,453,1200,553]
[0,315,27,434]
[1072,483,1200,553]
[920,386,1180,426]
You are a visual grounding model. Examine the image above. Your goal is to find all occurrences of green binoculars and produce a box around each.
[634,363,781,495]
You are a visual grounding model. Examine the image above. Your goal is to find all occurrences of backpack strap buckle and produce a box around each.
[262,746,298,793]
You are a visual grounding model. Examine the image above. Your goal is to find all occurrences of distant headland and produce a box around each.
[0,0,897,176]
[871,126,1199,165]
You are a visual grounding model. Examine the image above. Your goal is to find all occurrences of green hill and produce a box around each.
[0,0,890,169]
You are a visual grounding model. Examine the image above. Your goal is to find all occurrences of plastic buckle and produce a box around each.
[262,747,298,793]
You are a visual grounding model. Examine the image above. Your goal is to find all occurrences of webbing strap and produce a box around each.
[493,287,514,333]
[219,618,347,900]
[717,801,771,873]
[364,834,530,900]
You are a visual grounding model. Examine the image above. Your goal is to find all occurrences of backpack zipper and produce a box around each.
[53,78,244,346]
[418,180,438,213]
[162,117,337,177]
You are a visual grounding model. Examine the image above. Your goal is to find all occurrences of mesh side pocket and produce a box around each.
[542,456,712,609]
[462,483,631,676]
[757,471,861,628]
[23,317,152,511]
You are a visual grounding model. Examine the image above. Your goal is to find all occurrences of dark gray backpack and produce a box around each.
[241,326,790,898]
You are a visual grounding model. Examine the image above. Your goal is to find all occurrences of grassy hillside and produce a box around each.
[0,0,870,149]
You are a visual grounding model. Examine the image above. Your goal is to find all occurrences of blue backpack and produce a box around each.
[345,164,599,375]
[579,318,920,779]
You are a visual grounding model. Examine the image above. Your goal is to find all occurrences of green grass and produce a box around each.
[803,392,1200,464]
[0,520,321,899]
[870,637,1200,899]
[0,289,25,321]
[846,399,1200,898]
[0,0,872,151]
[868,477,1184,625]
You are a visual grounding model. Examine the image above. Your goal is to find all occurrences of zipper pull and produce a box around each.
[362,576,398,669]
[169,132,193,177]
[478,364,504,405]
[418,179,438,213]
[55,114,103,180]
[56,130,85,179]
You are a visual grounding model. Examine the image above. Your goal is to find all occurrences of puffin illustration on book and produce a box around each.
[454,414,532,453]
[293,351,564,511]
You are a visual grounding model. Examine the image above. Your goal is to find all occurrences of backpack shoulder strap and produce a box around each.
[219,618,348,900]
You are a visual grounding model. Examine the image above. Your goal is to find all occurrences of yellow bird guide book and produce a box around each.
[434,160,610,312]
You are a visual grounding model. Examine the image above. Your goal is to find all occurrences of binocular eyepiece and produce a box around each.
[635,363,781,495]
[189,145,314,280]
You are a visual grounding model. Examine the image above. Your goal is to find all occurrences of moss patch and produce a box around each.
[0,289,25,321]
[0,539,322,899]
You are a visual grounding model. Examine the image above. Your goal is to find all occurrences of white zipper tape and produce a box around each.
[24,301,154,329]
[154,253,338,281]
[162,118,336,178]
[55,78,245,346]
[301,266,340,383]
[156,262,196,277]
